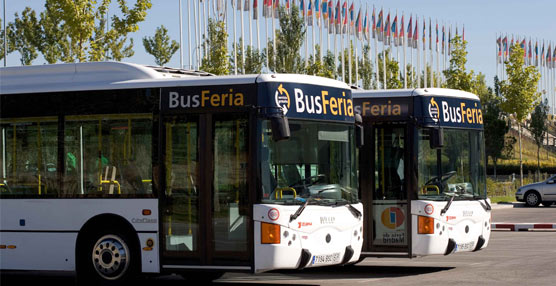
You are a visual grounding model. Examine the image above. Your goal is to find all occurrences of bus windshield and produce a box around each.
[260,120,358,205]
[418,128,487,201]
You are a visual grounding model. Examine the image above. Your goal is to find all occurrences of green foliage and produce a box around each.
[268,6,306,73]
[358,44,373,89]
[529,99,549,172]
[231,41,265,74]
[200,19,229,75]
[499,43,542,123]
[443,35,474,92]
[8,0,151,64]
[376,49,401,89]
[7,7,40,65]
[483,76,514,177]
[307,45,334,78]
[143,25,179,66]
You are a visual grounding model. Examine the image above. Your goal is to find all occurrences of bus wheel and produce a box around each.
[525,191,541,207]
[78,230,138,285]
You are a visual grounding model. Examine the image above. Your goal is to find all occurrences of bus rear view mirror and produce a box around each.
[430,127,444,149]
[355,114,364,148]
[270,114,290,141]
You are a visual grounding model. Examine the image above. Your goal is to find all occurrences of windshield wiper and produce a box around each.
[346,203,362,219]
[477,198,492,211]
[441,193,456,216]
[290,197,309,222]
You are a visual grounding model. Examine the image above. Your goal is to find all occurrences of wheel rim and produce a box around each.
[92,234,130,280]
[526,193,539,206]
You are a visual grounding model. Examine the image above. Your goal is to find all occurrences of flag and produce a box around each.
[541,43,545,66]
[535,41,539,66]
[413,17,418,49]
[553,46,556,68]
[363,8,368,41]
[377,8,383,41]
[385,12,390,45]
[442,25,445,54]
[300,0,305,18]
[407,15,413,48]
[315,0,320,23]
[244,0,249,11]
[400,14,404,44]
[372,6,376,39]
[496,37,502,61]
[520,38,526,59]
[286,0,290,9]
[335,1,341,34]
[349,2,355,35]
[253,0,258,19]
[448,27,451,55]
[462,25,465,42]
[435,21,438,52]
[307,0,313,26]
[329,3,334,33]
[422,18,426,50]
[273,0,279,19]
[392,14,398,46]
[237,0,242,10]
[528,40,532,64]
[342,1,348,34]
[428,18,432,51]
[323,0,329,22]
[502,36,508,59]
[356,8,362,39]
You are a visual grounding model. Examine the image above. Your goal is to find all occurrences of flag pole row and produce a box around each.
[496,34,556,115]
[181,0,467,90]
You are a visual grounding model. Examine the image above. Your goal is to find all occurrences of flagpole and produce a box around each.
[423,18,427,88]
[436,20,439,87]
[241,0,245,73]
[272,0,276,70]
[403,13,406,89]
[305,3,309,69]
[417,16,421,88]
[233,1,238,74]
[256,1,260,52]
[204,0,208,60]
[341,3,345,82]
[429,18,433,88]
[320,2,324,63]
[312,0,316,65]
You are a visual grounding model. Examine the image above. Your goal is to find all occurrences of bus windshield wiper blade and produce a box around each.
[290,198,309,222]
[346,203,362,219]
[441,193,456,215]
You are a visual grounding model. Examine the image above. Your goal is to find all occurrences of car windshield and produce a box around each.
[260,120,358,205]
[417,128,487,201]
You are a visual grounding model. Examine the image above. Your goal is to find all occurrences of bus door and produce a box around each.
[361,123,410,256]
[161,113,252,268]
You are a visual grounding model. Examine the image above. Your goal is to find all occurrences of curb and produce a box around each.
[491,223,556,231]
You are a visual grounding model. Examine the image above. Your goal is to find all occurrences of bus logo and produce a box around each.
[428,97,439,122]
[268,208,280,221]
[275,84,291,115]
[424,204,434,215]
[381,207,405,229]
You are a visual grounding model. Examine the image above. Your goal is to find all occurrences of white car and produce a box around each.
[515,175,556,207]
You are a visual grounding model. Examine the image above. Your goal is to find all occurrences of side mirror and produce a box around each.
[355,114,364,148]
[430,127,444,149]
[270,113,290,141]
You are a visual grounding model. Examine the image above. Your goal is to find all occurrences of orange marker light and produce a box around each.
[261,222,281,244]
[418,216,435,234]
[142,209,152,216]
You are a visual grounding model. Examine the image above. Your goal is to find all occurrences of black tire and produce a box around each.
[77,229,139,285]
[524,191,541,207]
[542,201,554,207]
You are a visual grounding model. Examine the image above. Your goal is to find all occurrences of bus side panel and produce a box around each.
[0,199,159,272]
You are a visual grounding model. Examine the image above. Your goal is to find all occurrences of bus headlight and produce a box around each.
[261,222,281,244]
[418,216,435,234]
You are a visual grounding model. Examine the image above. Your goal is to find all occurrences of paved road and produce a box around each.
[492,202,556,223]
[2,206,556,285]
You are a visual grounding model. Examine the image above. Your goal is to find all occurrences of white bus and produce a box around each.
[0,62,363,283]
[353,88,491,257]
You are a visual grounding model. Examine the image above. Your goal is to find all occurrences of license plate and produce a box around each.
[311,252,341,265]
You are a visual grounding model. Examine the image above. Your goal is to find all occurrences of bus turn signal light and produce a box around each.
[418,216,435,234]
[261,222,281,244]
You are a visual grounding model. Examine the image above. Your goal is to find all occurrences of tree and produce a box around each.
[443,35,474,92]
[529,99,549,178]
[7,7,40,65]
[143,25,179,66]
[268,6,306,73]
[9,0,151,64]
[358,45,374,89]
[232,42,265,74]
[200,19,229,75]
[0,18,16,61]
[307,45,334,78]
[484,76,514,178]
[376,49,401,89]
[499,42,541,185]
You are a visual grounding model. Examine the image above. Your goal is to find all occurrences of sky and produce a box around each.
[2,0,555,88]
